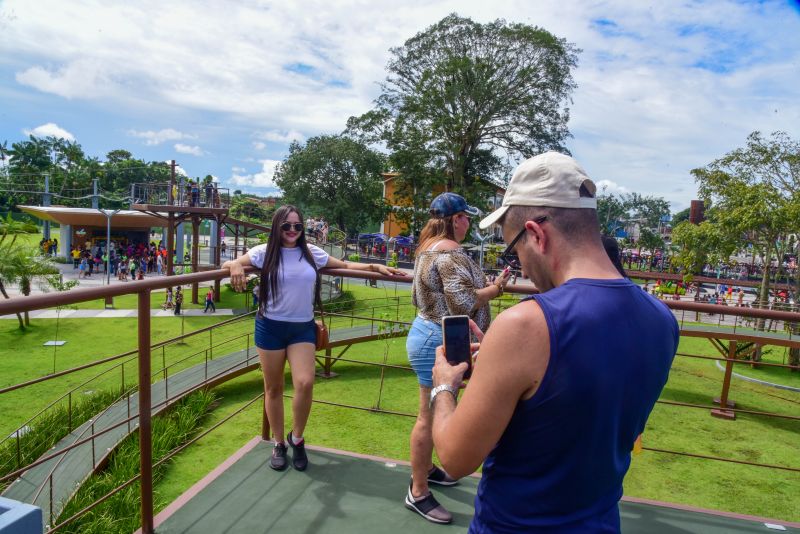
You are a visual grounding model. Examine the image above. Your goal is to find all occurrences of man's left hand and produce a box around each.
[432,346,468,389]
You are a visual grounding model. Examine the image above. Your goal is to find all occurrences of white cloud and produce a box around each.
[165,161,189,177]
[255,130,306,144]
[595,180,629,196]
[22,122,75,141]
[230,159,281,189]
[174,143,205,156]
[2,0,799,209]
[128,128,196,146]
[231,166,246,173]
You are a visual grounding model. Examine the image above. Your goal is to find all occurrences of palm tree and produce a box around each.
[0,242,59,328]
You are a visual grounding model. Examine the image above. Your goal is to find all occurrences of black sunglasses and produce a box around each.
[280,222,304,232]
[500,216,548,270]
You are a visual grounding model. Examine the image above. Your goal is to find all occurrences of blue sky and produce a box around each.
[1,0,799,212]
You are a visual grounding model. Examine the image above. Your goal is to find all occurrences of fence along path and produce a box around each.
[1,320,408,528]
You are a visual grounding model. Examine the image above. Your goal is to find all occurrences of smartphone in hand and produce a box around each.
[442,315,472,379]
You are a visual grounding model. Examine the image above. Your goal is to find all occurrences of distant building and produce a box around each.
[381,173,505,237]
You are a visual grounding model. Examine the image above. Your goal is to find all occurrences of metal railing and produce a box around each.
[1,269,799,532]
[131,182,230,210]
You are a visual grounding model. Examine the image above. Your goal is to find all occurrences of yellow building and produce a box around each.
[380,173,505,237]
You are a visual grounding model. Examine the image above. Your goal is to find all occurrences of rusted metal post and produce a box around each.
[192,216,200,304]
[166,213,175,277]
[712,340,737,420]
[233,224,239,259]
[138,290,154,534]
[214,215,222,302]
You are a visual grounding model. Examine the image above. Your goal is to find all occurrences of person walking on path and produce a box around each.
[174,286,183,315]
[404,192,510,524]
[163,287,174,310]
[223,205,404,472]
[204,287,216,313]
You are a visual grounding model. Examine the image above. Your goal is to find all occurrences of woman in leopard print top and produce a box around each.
[404,193,509,525]
[412,248,491,332]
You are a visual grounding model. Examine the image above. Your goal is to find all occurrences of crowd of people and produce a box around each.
[305,217,329,243]
[169,180,220,208]
[70,240,171,280]
[39,237,58,256]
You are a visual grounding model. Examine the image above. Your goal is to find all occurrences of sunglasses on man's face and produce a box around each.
[499,216,548,270]
[280,222,304,232]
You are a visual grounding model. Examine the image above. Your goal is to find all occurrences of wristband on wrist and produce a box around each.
[429,384,458,409]
[495,283,504,297]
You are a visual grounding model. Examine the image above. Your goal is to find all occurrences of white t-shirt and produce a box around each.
[248,243,330,321]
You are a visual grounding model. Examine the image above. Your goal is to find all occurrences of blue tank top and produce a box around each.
[471,278,678,533]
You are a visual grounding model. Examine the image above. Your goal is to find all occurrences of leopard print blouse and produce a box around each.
[411,248,491,331]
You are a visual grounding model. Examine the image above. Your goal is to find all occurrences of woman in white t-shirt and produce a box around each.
[224,205,403,471]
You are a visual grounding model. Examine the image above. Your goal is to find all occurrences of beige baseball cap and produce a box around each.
[479,151,597,229]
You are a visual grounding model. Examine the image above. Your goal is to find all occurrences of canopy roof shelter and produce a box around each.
[18,206,165,260]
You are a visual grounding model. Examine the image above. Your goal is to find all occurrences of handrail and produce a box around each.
[1,268,799,533]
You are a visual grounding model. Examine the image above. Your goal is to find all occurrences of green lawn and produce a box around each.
[1,281,798,523]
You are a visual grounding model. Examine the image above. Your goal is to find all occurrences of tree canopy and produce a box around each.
[691,131,800,312]
[347,13,579,210]
[274,135,387,236]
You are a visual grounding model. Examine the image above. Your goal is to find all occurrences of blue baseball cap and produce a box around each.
[429,192,480,219]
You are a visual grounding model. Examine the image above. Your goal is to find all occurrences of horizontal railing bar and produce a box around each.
[0,351,260,484]
[656,399,800,421]
[675,352,800,370]
[0,311,255,395]
[642,446,800,473]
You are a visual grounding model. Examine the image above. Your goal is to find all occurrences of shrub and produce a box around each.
[347,253,360,262]
[324,290,356,313]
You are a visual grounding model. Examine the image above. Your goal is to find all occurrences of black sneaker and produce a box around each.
[270,442,288,471]
[427,465,458,486]
[287,431,308,471]
[404,479,453,524]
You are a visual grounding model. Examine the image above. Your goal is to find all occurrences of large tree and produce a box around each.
[274,135,387,236]
[692,131,800,321]
[347,13,579,196]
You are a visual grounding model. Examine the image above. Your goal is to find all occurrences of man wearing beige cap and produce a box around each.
[429,152,678,532]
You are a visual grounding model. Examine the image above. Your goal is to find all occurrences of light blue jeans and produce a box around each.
[406,316,443,387]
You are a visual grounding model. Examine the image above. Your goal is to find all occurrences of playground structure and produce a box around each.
[0,269,798,533]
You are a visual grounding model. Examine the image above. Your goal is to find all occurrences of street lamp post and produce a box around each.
[98,208,122,285]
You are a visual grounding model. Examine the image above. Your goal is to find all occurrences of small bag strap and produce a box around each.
[315,273,325,327]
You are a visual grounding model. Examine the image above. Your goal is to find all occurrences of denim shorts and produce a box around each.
[406,316,443,388]
[255,316,316,350]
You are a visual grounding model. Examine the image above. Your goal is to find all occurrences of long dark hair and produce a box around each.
[258,205,321,314]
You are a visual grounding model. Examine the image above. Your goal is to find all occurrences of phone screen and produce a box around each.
[442,315,472,379]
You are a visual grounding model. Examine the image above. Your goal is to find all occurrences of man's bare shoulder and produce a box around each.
[478,299,549,399]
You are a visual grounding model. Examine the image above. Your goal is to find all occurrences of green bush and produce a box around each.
[387,260,398,268]
[324,290,356,313]
[347,253,360,262]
